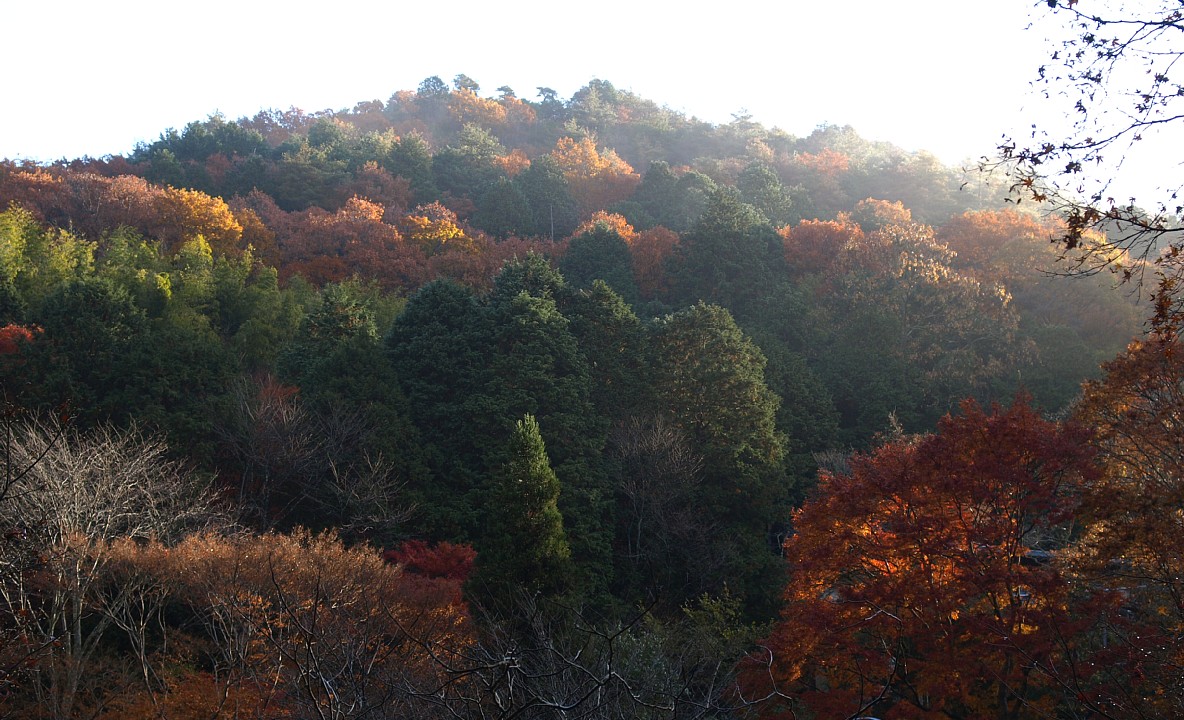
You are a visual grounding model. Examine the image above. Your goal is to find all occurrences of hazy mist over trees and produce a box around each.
[0,60,1176,717]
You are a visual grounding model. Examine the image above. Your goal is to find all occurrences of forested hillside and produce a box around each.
[0,76,1171,719]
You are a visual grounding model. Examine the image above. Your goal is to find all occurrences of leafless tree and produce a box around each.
[394,591,775,720]
[0,419,223,718]
[218,375,323,525]
[218,376,411,540]
[609,414,740,605]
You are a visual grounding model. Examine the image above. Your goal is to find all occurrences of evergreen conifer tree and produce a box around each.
[471,414,571,601]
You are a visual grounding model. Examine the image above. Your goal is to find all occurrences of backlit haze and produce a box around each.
[3,1,1052,168]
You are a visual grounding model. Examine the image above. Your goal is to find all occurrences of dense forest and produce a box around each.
[0,75,1174,719]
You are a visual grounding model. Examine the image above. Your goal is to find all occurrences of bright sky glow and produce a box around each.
[3,1,1055,167]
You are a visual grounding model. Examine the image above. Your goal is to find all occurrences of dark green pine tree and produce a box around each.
[667,188,789,324]
[627,161,680,230]
[564,280,645,422]
[646,303,784,480]
[432,124,506,200]
[277,284,429,542]
[470,414,572,601]
[620,161,718,233]
[479,285,614,602]
[385,132,438,203]
[736,161,796,226]
[473,177,532,239]
[668,169,718,232]
[386,279,494,539]
[643,302,790,619]
[278,283,380,382]
[489,252,566,305]
[19,279,150,426]
[559,223,639,304]
[513,155,579,240]
[751,335,841,493]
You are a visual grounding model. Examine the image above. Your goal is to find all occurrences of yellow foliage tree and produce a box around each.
[494,148,532,177]
[399,201,476,255]
[573,210,637,244]
[550,137,640,218]
[448,88,507,130]
[152,186,244,256]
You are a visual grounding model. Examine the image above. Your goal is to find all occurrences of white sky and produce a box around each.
[2,1,1054,167]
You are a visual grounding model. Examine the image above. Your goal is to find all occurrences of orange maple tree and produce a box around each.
[144,530,473,719]
[0,323,35,355]
[936,209,1061,279]
[1067,337,1184,716]
[629,226,679,299]
[550,136,640,218]
[572,210,637,243]
[229,203,280,266]
[778,217,864,280]
[338,161,414,214]
[151,185,244,256]
[780,148,851,217]
[448,88,508,130]
[749,398,1099,719]
[427,235,558,291]
[493,148,531,177]
[281,196,424,287]
[0,169,250,259]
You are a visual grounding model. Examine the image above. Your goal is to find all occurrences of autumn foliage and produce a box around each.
[0,76,1168,719]
[1074,338,1184,573]
[0,169,248,256]
[56,530,473,720]
[550,136,640,218]
[385,539,477,585]
[572,210,637,244]
[937,208,1056,276]
[151,185,243,256]
[751,399,1100,719]
[1068,337,1184,715]
[448,88,508,129]
[279,196,408,286]
[630,226,680,298]
[778,217,863,279]
[399,201,474,256]
[0,323,35,354]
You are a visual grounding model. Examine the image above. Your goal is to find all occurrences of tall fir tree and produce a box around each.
[470,414,571,602]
